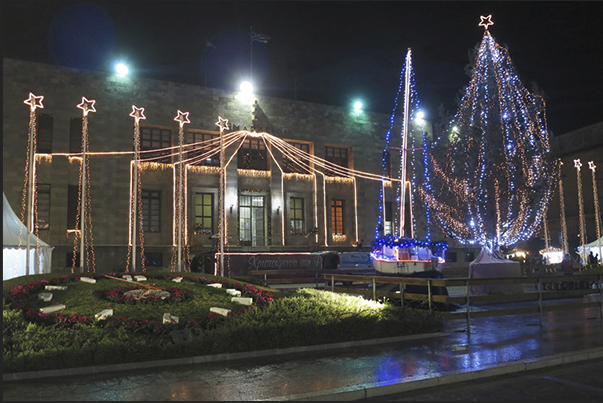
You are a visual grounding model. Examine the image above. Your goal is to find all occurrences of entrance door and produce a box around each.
[239,195,265,247]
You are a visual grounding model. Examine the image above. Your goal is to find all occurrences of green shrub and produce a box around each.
[3,274,442,373]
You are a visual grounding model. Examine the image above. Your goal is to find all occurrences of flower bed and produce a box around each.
[4,272,274,328]
[105,286,185,304]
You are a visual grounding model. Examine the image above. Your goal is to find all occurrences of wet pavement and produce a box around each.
[3,295,603,401]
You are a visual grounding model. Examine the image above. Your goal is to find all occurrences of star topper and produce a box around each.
[174,110,191,128]
[77,97,97,116]
[588,161,596,172]
[574,159,582,171]
[215,116,229,132]
[24,92,44,111]
[479,15,494,30]
[129,105,146,123]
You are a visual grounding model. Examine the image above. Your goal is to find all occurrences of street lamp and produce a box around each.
[115,63,129,77]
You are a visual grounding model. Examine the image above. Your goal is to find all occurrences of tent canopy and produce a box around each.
[584,236,603,248]
[3,192,53,280]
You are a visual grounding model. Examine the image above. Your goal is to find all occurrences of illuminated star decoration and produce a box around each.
[77,97,97,116]
[215,116,229,132]
[24,92,44,111]
[588,161,596,172]
[129,105,146,123]
[174,110,191,128]
[574,159,582,171]
[479,15,494,30]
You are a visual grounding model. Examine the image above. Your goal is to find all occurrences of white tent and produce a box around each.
[3,192,54,280]
[578,236,603,263]
[469,247,523,294]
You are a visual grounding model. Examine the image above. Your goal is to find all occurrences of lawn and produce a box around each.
[3,271,443,374]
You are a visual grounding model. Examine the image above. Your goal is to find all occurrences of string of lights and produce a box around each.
[558,160,569,254]
[574,159,587,263]
[588,161,602,262]
[21,93,45,275]
[427,25,555,252]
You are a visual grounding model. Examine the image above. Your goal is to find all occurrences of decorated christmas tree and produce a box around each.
[423,16,556,254]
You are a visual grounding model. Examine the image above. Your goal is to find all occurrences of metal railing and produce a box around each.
[322,272,603,333]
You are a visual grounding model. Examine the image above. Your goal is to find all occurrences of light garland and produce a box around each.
[140,161,172,171]
[21,93,44,276]
[588,161,602,263]
[324,176,354,184]
[216,116,229,276]
[72,96,97,273]
[35,154,52,163]
[188,165,220,174]
[171,110,190,272]
[332,234,347,242]
[426,20,555,252]
[283,172,314,181]
[558,160,569,254]
[126,105,146,273]
[575,159,587,264]
[237,168,272,178]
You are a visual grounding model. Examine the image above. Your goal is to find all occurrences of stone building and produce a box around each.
[4,58,443,274]
[545,122,603,260]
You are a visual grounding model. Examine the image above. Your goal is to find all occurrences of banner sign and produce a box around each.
[225,253,324,276]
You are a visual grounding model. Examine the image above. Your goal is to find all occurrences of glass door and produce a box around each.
[239,195,265,247]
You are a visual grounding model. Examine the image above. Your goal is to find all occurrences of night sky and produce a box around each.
[4,1,603,135]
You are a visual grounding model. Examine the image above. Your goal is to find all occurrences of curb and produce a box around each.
[276,346,603,401]
[3,331,450,382]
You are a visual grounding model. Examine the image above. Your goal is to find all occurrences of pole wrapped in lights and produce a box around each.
[588,161,602,263]
[126,105,147,272]
[425,17,556,253]
[171,110,190,272]
[558,160,569,254]
[374,48,422,241]
[216,116,229,276]
[575,159,587,264]
[21,93,45,275]
[73,96,97,273]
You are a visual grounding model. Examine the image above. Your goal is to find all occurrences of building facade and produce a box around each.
[545,122,603,259]
[4,58,445,274]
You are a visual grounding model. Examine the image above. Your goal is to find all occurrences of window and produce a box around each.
[142,190,161,232]
[445,251,458,263]
[67,185,79,229]
[140,126,172,163]
[325,146,349,176]
[283,142,311,174]
[238,138,267,170]
[36,184,50,230]
[194,193,214,234]
[384,201,393,235]
[187,131,220,166]
[69,118,82,153]
[331,199,344,235]
[290,197,305,235]
[143,252,163,267]
[36,114,53,153]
